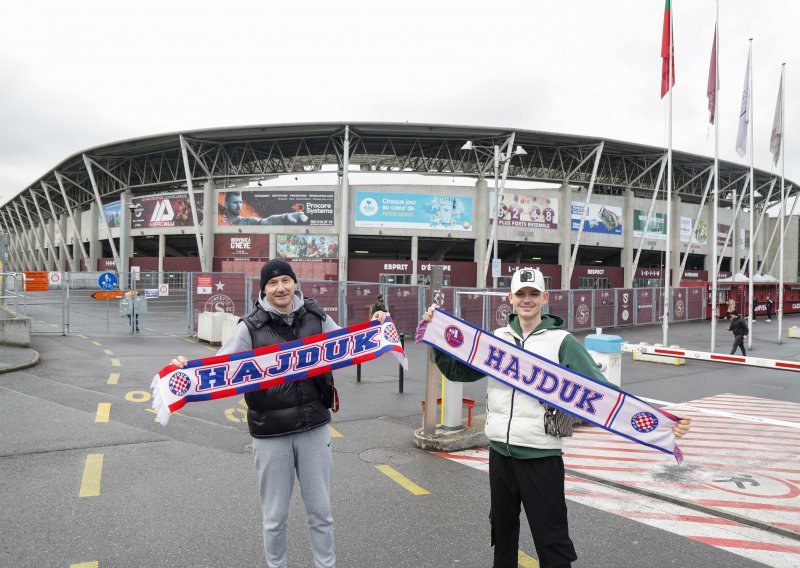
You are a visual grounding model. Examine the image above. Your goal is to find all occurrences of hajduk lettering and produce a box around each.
[151,318,407,425]
[415,308,684,462]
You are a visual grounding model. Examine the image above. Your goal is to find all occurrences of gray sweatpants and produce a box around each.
[253,426,335,568]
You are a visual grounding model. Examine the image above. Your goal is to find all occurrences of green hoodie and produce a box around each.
[433,313,611,459]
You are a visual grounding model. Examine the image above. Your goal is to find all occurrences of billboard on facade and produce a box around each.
[213,234,270,259]
[682,218,708,245]
[131,193,205,229]
[633,210,667,239]
[496,193,558,229]
[217,190,334,227]
[277,234,339,259]
[354,191,473,231]
[571,202,622,235]
[101,201,121,228]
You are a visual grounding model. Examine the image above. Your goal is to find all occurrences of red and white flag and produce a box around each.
[660,0,675,98]
[707,28,717,124]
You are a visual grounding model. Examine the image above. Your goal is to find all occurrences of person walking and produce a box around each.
[728,310,749,356]
[423,267,689,568]
[172,258,388,568]
[751,297,759,322]
[766,296,775,322]
[726,296,736,319]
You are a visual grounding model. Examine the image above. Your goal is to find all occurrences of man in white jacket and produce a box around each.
[424,268,690,568]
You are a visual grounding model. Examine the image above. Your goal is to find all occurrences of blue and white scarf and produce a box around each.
[416,308,684,463]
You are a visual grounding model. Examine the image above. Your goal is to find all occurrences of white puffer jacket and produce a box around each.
[484,324,570,450]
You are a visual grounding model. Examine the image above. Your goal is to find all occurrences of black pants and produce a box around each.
[730,334,746,356]
[489,449,577,568]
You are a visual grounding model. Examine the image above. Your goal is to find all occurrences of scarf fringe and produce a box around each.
[150,374,171,425]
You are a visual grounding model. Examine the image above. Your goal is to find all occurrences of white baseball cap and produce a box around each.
[510,268,546,294]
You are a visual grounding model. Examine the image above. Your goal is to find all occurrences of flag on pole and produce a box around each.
[735,46,751,157]
[770,67,784,165]
[661,0,675,98]
[707,28,717,124]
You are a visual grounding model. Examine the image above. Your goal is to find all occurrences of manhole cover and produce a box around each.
[359,448,419,465]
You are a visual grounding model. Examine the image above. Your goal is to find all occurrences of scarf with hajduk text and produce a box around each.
[151,318,408,425]
[416,308,684,463]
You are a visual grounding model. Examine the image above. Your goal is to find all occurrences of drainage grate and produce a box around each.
[359,448,419,465]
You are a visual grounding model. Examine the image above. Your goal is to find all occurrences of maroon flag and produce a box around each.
[707,28,717,124]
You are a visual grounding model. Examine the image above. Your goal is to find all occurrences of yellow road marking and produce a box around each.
[329,426,343,438]
[95,403,111,423]
[375,465,429,495]
[103,349,113,356]
[78,335,88,339]
[107,373,120,385]
[183,338,197,344]
[125,391,151,403]
[518,550,540,567]
[91,341,102,346]
[111,358,120,367]
[70,562,98,568]
[145,407,180,423]
[204,345,217,352]
[79,454,103,497]
[49,323,59,328]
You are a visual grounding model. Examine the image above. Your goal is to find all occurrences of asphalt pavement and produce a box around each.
[1,315,799,567]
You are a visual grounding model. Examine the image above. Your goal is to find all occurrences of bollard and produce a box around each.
[398,334,405,393]
[356,363,361,383]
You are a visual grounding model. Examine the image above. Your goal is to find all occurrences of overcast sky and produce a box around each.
[1,0,798,207]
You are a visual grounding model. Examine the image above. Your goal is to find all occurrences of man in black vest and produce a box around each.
[173,258,387,567]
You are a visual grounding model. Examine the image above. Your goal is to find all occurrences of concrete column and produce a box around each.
[59,214,70,271]
[559,183,573,290]
[119,191,132,288]
[623,189,634,287]
[88,202,99,272]
[670,195,682,287]
[203,181,215,272]
[705,197,714,271]
[411,235,419,284]
[158,234,166,285]
[57,217,67,272]
[269,236,277,259]
[474,179,488,287]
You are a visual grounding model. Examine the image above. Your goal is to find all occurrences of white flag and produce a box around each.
[770,67,784,165]
[735,46,751,158]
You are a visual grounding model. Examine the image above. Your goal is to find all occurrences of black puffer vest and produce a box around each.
[241,298,333,438]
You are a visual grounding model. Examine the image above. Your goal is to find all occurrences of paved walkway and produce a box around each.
[0,343,39,373]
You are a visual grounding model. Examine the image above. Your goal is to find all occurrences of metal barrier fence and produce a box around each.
[14,271,707,336]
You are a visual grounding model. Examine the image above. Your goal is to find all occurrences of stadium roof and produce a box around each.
[0,122,794,228]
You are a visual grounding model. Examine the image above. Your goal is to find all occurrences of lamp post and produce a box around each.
[461,134,526,288]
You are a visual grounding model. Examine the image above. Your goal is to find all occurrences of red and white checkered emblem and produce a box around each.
[631,411,658,433]
[383,324,400,344]
[169,372,191,396]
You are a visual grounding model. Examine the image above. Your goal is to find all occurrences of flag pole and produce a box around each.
[710,2,719,351]
[778,63,786,343]
[662,3,674,346]
[746,38,754,352]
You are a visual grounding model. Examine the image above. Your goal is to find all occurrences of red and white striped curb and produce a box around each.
[622,343,800,372]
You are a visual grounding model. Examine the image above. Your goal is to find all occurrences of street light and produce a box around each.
[461,134,527,287]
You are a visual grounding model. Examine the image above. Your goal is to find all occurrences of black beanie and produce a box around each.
[260,258,297,291]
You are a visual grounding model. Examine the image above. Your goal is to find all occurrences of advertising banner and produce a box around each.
[633,210,667,240]
[740,228,751,249]
[718,224,731,247]
[131,193,205,229]
[217,190,334,227]
[214,234,270,259]
[497,193,558,229]
[355,191,473,231]
[277,234,339,259]
[101,201,121,228]
[682,218,708,245]
[571,202,622,235]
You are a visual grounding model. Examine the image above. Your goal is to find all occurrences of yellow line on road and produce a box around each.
[518,550,540,567]
[91,341,102,346]
[103,349,113,356]
[70,562,98,568]
[79,454,104,497]
[95,403,111,423]
[78,335,88,339]
[329,426,343,438]
[111,358,120,367]
[183,338,197,344]
[204,345,217,352]
[375,465,429,495]
[107,373,120,385]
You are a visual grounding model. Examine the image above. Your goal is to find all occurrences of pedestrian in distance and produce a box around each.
[171,258,389,568]
[726,296,736,319]
[766,296,775,322]
[422,267,689,568]
[369,294,386,319]
[751,297,759,322]
[728,310,749,356]
[123,289,140,333]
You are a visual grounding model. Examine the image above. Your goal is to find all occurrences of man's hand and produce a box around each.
[371,311,390,324]
[171,355,188,368]
[422,303,437,323]
[672,417,691,438]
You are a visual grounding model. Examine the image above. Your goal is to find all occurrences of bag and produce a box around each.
[543,405,582,437]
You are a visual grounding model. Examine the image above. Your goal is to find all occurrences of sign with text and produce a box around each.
[355,191,473,231]
[277,234,339,259]
[131,193,205,229]
[217,190,334,226]
[214,234,270,259]
[496,192,558,229]
[571,202,622,235]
